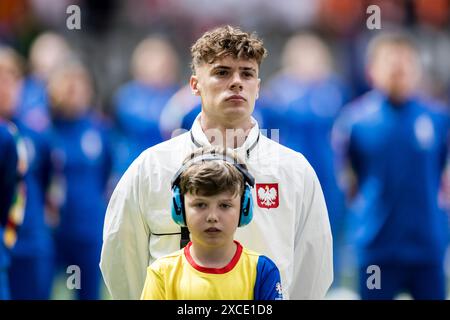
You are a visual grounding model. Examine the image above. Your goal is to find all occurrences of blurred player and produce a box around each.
[112,36,180,179]
[262,33,349,288]
[0,46,54,300]
[333,32,449,300]
[17,32,71,132]
[47,61,112,300]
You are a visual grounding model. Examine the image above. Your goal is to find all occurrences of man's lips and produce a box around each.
[226,95,246,101]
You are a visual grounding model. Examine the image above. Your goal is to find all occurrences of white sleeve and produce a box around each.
[291,161,333,299]
[100,157,150,300]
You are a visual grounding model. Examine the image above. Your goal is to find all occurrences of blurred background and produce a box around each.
[1,0,450,300]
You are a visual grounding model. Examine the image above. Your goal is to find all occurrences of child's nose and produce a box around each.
[206,210,219,223]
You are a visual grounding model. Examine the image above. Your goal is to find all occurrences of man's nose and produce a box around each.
[229,72,243,91]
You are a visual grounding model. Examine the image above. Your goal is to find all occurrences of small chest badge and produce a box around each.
[256,183,279,209]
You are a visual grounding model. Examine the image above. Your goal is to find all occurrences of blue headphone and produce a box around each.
[171,153,255,228]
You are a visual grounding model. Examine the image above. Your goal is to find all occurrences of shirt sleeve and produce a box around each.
[253,255,283,300]
[140,264,166,300]
[100,154,150,299]
[291,159,333,299]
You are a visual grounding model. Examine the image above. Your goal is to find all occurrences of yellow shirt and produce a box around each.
[141,241,283,300]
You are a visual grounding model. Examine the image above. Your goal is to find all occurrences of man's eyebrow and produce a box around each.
[240,67,257,72]
[211,65,256,72]
[211,65,231,70]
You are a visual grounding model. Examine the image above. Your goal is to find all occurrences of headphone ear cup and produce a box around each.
[239,185,253,227]
[171,186,186,227]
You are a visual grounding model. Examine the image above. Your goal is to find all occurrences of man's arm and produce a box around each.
[291,160,333,299]
[100,156,150,299]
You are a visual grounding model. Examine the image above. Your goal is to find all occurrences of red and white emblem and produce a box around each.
[256,183,279,209]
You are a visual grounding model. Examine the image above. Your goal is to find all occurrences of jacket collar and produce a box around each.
[190,113,260,159]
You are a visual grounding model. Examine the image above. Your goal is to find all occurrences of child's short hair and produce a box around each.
[179,146,246,198]
[190,25,268,74]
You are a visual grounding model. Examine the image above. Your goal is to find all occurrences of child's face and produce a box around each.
[184,190,241,248]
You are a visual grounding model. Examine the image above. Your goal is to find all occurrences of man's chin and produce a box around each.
[223,112,252,126]
[222,105,251,118]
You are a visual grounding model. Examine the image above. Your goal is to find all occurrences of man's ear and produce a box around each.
[190,75,201,96]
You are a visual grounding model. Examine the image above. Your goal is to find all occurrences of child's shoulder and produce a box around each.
[241,247,278,270]
[241,246,261,258]
[149,249,184,271]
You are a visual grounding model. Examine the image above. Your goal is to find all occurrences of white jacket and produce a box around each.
[100,116,333,299]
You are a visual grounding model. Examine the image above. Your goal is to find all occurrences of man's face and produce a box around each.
[190,56,260,126]
[184,190,240,248]
[369,44,421,101]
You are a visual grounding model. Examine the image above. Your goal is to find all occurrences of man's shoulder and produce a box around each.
[257,134,311,168]
[339,91,384,125]
[148,131,190,151]
[137,131,191,163]
[119,132,191,182]
[415,96,450,122]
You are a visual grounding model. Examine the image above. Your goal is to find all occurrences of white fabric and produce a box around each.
[100,115,333,299]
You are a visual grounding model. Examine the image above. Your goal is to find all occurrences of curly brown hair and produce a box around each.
[190,25,268,74]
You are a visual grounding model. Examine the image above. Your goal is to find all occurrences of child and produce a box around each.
[141,146,283,300]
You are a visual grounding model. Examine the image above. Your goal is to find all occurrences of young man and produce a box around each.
[101,25,333,300]
[333,32,449,299]
[141,146,283,300]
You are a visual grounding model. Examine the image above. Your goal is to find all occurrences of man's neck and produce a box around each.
[200,114,254,149]
[190,241,237,269]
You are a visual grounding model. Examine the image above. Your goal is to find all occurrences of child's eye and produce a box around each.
[219,203,232,209]
[195,203,207,209]
[242,71,254,78]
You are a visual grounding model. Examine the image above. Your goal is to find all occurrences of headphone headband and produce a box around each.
[171,153,255,188]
